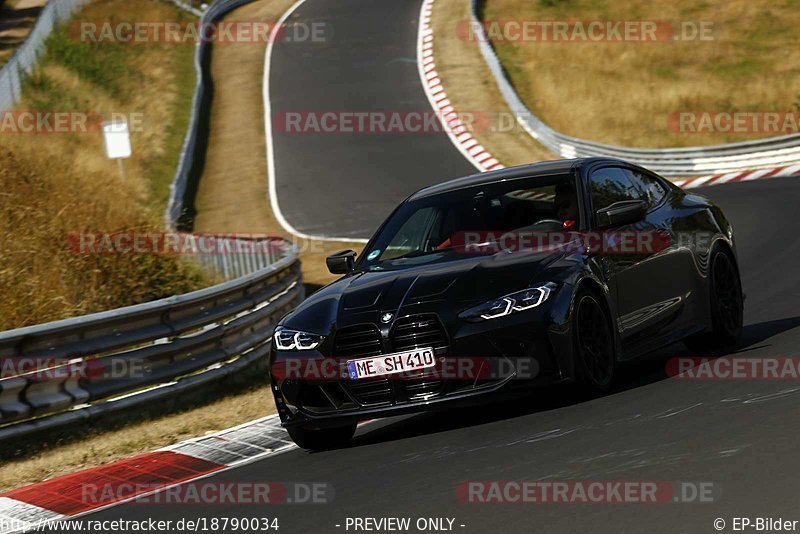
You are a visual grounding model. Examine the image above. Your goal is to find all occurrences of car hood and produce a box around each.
[281,248,569,334]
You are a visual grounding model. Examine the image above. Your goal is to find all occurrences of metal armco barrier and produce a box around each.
[189,234,289,280]
[0,0,92,111]
[469,0,800,176]
[0,240,302,441]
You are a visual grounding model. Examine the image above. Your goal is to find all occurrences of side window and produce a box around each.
[588,167,643,210]
[627,169,666,207]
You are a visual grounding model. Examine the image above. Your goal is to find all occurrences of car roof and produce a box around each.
[408,157,628,201]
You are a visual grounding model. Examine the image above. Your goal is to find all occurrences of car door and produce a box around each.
[625,167,699,341]
[587,166,682,349]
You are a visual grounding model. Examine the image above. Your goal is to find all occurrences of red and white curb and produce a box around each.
[674,164,800,189]
[418,0,504,173]
[0,416,295,532]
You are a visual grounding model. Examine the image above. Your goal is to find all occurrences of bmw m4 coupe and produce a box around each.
[269,157,744,449]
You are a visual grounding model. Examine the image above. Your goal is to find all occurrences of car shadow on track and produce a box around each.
[348,316,800,449]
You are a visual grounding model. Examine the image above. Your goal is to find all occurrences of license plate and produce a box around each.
[347,348,435,380]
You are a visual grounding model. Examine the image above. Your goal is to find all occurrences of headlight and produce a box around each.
[459,283,557,322]
[273,327,325,351]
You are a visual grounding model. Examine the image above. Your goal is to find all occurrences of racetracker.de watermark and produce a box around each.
[668,357,800,380]
[457,20,715,42]
[277,109,684,135]
[271,356,540,381]
[0,111,143,134]
[448,230,675,255]
[81,482,333,505]
[442,230,718,256]
[0,356,147,380]
[457,480,719,504]
[273,110,490,135]
[68,232,291,256]
[668,111,800,135]
[71,20,327,44]
[272,110,563,135]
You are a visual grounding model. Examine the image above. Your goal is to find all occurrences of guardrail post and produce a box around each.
[9,66,19,105]
[0,376,31,422]
[24,368,80,416]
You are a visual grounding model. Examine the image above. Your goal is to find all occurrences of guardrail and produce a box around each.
[191,234,292,281]
[468,0,800,177]
[166,0,260,229]
[0,0,92,111]
[0,238,302,442]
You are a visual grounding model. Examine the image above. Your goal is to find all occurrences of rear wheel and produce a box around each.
[685,248,743,351]
[573,289,616,391]
[287,423,356,451]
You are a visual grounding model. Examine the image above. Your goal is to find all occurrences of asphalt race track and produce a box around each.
[269,0,475,239]
[73,176,800,532]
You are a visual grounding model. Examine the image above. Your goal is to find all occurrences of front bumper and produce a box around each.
[273,373,554,430]
[269,308,575,430]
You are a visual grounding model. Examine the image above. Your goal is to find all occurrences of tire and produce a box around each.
[572,289,616,391]
[685,248,743,352]
[287,423,356,450]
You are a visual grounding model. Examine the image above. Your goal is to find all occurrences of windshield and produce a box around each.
[360,173,579,270]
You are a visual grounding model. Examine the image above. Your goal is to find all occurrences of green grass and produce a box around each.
[140,42,196,211]
[708,57,765,79]
[22,10,197,215]
[654,66,678,80]
[44,27,141,97]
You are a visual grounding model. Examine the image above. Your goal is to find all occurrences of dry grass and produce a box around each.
[432,0,556,167]
[0,0,207,330]
[193,0,364,288]
[0,146,207,329]
[481,0,800,147]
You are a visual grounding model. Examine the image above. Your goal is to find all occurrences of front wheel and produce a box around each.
[287,423,357,450]
[573,289,616,391]
[685,248,743,351]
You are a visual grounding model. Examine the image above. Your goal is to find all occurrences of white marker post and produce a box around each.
[102,120,132,181]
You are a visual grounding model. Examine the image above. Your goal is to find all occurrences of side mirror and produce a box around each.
[326,250,357,274]
[595,200,647,229]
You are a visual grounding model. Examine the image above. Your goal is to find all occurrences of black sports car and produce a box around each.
[269,157,743,449]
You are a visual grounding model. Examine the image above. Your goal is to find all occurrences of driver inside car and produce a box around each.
[554,183,578,228]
